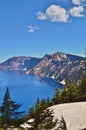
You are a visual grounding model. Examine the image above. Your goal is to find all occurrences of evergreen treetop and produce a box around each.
[0,87,24,129]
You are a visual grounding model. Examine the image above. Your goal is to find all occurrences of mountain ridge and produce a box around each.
[26,52,84,83]
[0,56,41,71]
[0,52,84,83]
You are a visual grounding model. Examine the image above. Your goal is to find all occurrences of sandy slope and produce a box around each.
[50,102,86,130]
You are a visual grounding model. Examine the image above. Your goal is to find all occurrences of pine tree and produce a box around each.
[28,98,57,130]
[52,88,62,105]
[28,108,57,130]
[78,73,86,100]
[0,87,24,129]
[62,79,78,103]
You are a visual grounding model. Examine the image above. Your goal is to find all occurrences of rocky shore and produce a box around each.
[51,102,86,130]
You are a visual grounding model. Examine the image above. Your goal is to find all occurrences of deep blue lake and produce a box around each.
[0,71,62,112]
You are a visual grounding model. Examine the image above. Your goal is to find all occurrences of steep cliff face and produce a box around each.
[0,56,41,71]
[26,52,84,82]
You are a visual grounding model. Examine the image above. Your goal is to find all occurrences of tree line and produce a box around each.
[52,73,86,105]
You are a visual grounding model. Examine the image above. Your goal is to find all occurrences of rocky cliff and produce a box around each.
[26,52,84,83]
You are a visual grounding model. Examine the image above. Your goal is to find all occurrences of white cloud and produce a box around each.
[37,5,69,23]
[72,0,85,5]
[37,11,47,20]
[70,6,84,17]
[28,26,39,33]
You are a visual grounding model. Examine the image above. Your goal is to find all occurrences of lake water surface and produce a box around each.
[0,71,62,112]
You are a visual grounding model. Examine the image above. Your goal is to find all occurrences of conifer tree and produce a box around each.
[28,98,68,130]
[28,108,57,130]
[0,87,24,129]
[28,98,57,130]
[52,88,62,105]
[62,79,78,103]
[78,73,86,100]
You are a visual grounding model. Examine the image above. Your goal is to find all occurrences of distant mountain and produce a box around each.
[26,52,84,83]
[0,56,41,71]
[0,52,85,83]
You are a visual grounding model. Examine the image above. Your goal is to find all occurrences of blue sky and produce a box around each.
[0,0,86,62]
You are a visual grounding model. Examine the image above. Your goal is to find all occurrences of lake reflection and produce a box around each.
[0,71,62,112]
